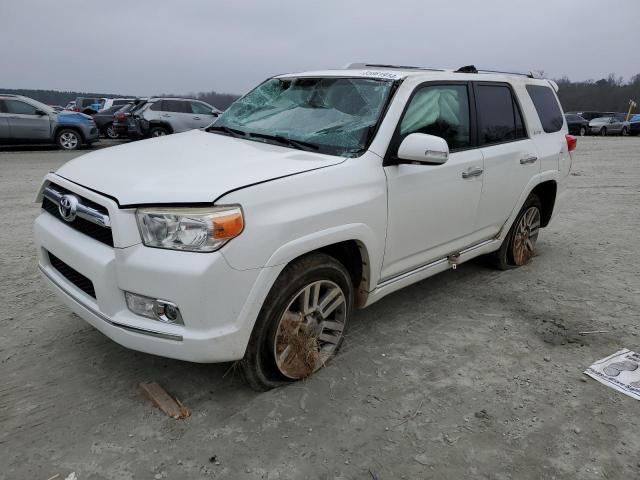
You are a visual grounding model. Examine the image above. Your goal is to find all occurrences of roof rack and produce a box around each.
[455,65,534,78]
[346,62,444,72]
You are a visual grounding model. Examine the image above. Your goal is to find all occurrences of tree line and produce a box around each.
[2,73,639,114]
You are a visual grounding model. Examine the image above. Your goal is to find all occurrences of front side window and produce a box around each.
[526,85,563,133]
[476,84,526,145]
[191,101,212,115]
[4,100,39,115]
[212,77,395,157]
[399,84,471,150]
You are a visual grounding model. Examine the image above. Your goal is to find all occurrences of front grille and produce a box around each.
[42,183,114,247]
[48,252,96,299]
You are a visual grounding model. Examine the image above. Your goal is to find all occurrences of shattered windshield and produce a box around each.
[209,77,395,157]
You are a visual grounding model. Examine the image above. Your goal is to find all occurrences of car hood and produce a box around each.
[55,129,346,206]
[56,111,93,124]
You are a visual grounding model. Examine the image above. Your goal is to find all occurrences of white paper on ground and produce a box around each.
[585,349,640,400]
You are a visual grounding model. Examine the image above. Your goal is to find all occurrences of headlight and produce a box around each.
[136,206,244,252]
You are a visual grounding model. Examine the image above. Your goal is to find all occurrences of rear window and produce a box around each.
[526,85,563,133]
[162,100,189,113]
[475,84,527,145]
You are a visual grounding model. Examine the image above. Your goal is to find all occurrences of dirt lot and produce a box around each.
[1,137,639,480]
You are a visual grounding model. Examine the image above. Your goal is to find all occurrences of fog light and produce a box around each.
[125,292,184,325]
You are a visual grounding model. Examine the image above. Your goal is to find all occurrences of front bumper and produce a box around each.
[33,175,279,362]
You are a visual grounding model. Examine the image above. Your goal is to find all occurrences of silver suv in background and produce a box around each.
[133,98,221,138]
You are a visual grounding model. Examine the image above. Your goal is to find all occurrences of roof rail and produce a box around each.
[346,62,444,72]
[455,65,534,78]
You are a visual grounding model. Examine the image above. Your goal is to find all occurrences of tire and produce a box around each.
[579,126,587,136]
[599,127,607,136]
[149,126,168,138]
[104,123,119,139]
[621,127,628,136]
[490,194,542,270]
[56,129,82,150]
[241,253,354,391]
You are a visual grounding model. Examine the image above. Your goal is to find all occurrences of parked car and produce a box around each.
[564,114,589,136]
[64,101,76,111]
[132,98,221,138]
[112,99,149,138]
[92,105,128,139]
[589,116,631,136]
[566,111,603,121]
[0,94,99,149]
[102,98,136,110]
[629,113,640,136]
[49,105,65,112]
[72,97,106,115]
[34,64,574,390]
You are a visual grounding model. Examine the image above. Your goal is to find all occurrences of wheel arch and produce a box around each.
[148,121,174,134]
[529,180,557,227]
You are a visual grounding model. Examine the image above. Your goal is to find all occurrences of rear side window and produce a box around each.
[475,84,527,145]
[399,84,471,150]
[149,101,164,111]
[526,85,563,133]
[162,100,189,113]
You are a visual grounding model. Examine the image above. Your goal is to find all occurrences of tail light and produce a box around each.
[115,112,126,121]
[566,134,577,152]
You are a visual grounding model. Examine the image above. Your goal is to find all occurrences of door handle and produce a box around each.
[193,116,201,120]
[520,155,538,165]
[161,114,171,118]
[461,167,483,178]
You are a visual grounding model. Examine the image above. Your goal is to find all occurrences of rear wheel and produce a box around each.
[621,127,628,136]
[149,126,168,137]
[491,194,542,270]
[600,127,607,136]
[579,126,587,136]
[56,129,81,150]
[241,253,353,391]
[104,123,119,139]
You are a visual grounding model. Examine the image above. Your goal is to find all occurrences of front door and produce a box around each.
[381,83,485,281]
[4,99,51,140]
[189,101,217,129]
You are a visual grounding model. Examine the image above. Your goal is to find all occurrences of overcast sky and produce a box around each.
[1,0,638,96]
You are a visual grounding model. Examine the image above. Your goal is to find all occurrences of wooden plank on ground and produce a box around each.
[139,382,191,419]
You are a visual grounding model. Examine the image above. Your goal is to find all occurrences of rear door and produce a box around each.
[4,99,51,140]
[473,82,539,235]
[159,100,192,132]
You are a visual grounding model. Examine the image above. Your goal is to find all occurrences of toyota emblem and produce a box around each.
[58,194,79,222]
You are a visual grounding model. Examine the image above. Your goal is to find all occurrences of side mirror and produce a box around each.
[35,109,47,116]
[212,110,220,117]
[396,133,449,165]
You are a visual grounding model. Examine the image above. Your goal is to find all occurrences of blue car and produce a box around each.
[0,94,99,150]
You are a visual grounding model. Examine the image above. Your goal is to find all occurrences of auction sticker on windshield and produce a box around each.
[360,70,404,80]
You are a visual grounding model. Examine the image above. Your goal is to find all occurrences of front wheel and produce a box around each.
[600,127,607,136]
[579,126,587,136]
[56,129,82,150]
[241,253,354,391]
[491,194,542,270]
[621,127,628,136]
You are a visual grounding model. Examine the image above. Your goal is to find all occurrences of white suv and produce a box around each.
[34,64,575,390]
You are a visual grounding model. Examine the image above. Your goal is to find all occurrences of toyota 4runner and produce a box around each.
[34,64,575,390]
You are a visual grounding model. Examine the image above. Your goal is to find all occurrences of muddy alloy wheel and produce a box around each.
[273,280,347,379]
[511,206,541,266]
[241,253,353,391]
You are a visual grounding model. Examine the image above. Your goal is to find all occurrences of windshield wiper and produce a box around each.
[207,125,247,138]
[248,132,319,152]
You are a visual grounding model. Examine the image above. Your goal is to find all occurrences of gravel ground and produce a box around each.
[1,137,639,480]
